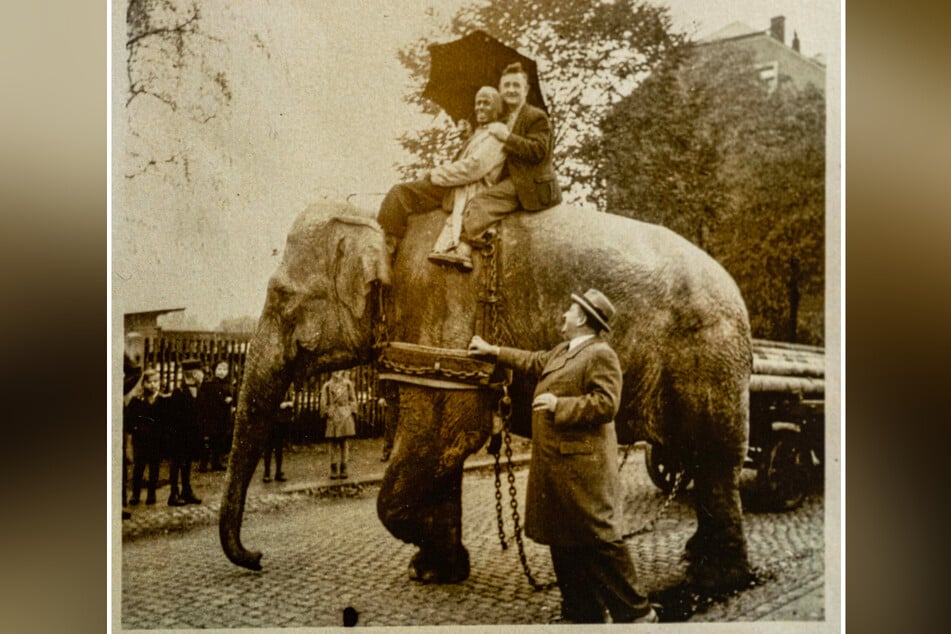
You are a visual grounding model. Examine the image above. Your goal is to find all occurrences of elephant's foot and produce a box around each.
[682,528,717,564]
[407,545,470,584]
[684,542,752,596]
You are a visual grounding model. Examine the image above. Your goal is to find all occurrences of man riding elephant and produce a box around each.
[377,62,561,266]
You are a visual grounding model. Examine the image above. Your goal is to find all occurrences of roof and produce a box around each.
[695,21,826,70]
[698,21,761,43]
[124,307,186,319]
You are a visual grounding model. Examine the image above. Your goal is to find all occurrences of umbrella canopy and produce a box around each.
[422,30,547,122]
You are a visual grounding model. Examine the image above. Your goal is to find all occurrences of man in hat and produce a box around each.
[468,289,657,624]
[165,358,204,506]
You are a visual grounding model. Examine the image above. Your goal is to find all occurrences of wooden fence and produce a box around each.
[140,330,385,440]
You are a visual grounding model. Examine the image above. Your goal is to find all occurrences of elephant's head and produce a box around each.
[220,201,389,570]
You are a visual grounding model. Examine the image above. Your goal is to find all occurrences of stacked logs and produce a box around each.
[750,339,824,395]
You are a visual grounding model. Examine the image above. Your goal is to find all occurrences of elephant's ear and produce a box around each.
[328,215,390,321]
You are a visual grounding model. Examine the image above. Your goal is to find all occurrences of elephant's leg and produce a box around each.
[672,364,752,594]
[686,456,752,594]
[377,386,491,583]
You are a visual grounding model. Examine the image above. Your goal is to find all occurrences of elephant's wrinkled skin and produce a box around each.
[220,200,753,594]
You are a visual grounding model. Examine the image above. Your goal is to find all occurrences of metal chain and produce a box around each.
[493,450,507,550]
[621,469,684,540]
[503,424,558,591]
[481,231,556,592]
[373,282,389,352]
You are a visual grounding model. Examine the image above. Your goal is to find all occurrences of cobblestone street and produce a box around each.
[118,444,828,628]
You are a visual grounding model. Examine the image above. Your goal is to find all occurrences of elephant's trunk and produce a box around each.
[219,318,290,570]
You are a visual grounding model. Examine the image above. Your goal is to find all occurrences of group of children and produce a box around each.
[122,361,361,512]
[123,358,238,508]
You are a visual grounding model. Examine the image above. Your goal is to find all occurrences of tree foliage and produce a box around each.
[593,45,826,343]
[396,0,686,203]
[216,315,258,334]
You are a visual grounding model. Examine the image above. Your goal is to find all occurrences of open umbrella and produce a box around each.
[422,30,547,122]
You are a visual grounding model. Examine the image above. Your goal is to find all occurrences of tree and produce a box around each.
[217,315,258,334]
[395,0,686,204]
[594,46,825,344]
[718,84,826,343]
[123,0,271,184]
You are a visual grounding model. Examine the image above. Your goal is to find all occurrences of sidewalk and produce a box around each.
[121,436,533,540]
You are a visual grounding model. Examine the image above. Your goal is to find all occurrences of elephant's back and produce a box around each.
[499,204,748,346]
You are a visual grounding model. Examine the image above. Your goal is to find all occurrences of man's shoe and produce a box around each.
[122,511,132,520]
[330,464,340,479]
[128,497,140,506]
[275,473,286,482]
[428,251,473,271]
[145,494,156,505]
[181,493,202,505]
[467,228,497,248]
[632,607,659,623]
[339,464,349,480]
[168,495,185,507]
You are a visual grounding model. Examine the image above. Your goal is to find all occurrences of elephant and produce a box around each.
[219,199,754,595]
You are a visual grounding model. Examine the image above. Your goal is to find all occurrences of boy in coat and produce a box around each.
[165,359,204,506]
[468,288,657,624]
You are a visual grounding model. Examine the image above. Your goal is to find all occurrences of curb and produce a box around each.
[122,452,532,541]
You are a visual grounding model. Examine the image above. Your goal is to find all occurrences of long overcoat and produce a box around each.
[498,336,624,546]
[166,385,203,460]
[199,376,234,438]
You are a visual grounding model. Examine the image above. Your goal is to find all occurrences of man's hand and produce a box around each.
[456,118,473,138]
[486,122,510,142]
[532,393,557,412]
[467,335,500,358]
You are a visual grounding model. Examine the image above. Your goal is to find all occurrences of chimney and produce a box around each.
[770,16,785,44]
[792,31,800,52]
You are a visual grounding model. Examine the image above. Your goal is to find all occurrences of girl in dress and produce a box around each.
[319,370,357,479]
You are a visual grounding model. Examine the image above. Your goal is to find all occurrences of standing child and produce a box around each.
[319,370,357,479]
[263,398,293,483]
[125,368,166,505]
[199,360,234,472]
[166,358,204,506]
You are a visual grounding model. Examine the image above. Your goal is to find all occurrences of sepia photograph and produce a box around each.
[111,0,841,629]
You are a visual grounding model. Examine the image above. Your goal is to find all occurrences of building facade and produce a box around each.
[698,15,825,94]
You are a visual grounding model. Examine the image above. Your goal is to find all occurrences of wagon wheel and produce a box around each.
[644,443,693,493]
[756,429,809,511]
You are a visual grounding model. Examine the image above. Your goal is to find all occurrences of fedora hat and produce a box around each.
[570,288,616,333]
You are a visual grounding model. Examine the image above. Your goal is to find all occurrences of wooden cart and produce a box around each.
[645,339,825,511]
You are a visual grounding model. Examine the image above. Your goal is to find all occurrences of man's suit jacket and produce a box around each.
[502,103,562,210]
[498,336,624,546]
